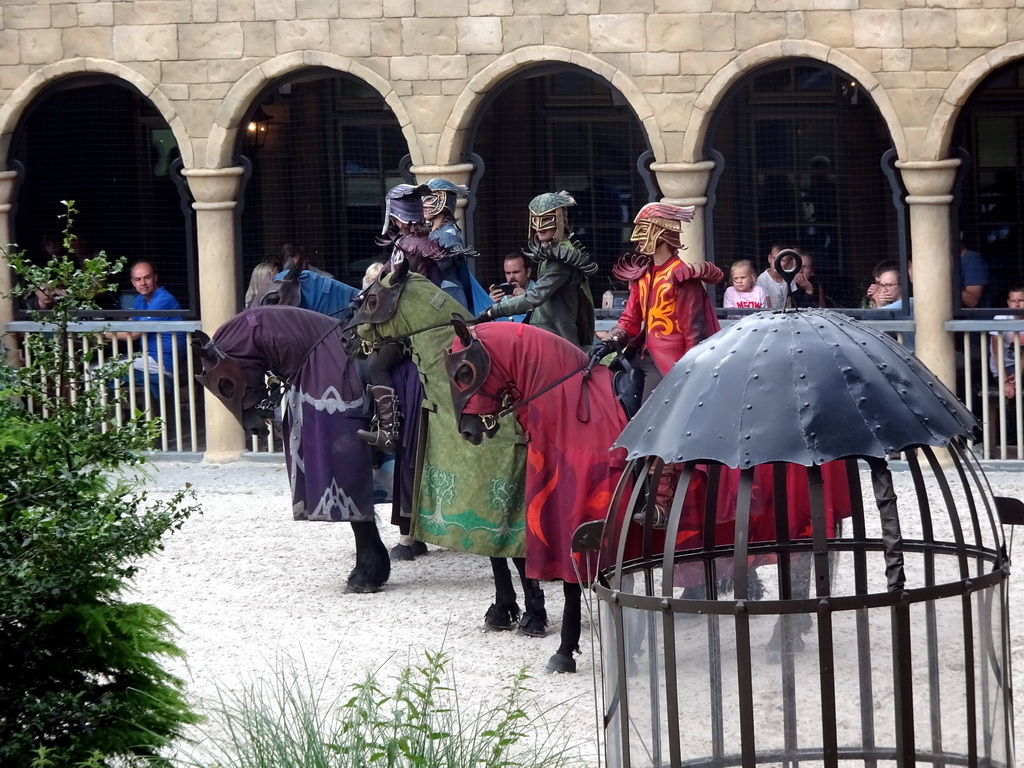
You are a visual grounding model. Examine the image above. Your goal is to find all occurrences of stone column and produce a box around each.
[410,162,476,230]
[895,159,960,389]
[650,161,717,265]
[183,166,246,462]
[0,169,18,365]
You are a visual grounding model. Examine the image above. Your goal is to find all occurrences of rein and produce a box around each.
[496,359,593,423]
[276,318,345,388]
[358,318,457,355]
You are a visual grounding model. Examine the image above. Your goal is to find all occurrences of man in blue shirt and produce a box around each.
[105,261,183,401]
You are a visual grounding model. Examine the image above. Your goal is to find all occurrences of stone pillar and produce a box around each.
[410,162,476,230]
[183,166,246,462]
[895,159,960,390]
[0,169,18,365]
[650,161,717,265]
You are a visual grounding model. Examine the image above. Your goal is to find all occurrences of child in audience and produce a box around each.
[991,283,1024,400]
[723,259,768,314]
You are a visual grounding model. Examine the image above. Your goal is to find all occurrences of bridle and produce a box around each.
[354,317,458,355]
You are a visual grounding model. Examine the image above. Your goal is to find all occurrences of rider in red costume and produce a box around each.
[594,202,724,401]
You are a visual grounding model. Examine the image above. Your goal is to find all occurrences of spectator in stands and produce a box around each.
[244,256,284,308]
[488,252,534,322]
[990,283,1024,400]
[104,261,183,401]
[960,233,989,309]
[723,259,768,316]
[362,261,385,289]
[756,243,798,309]
[789,251,830,308]
[865,260,902,309]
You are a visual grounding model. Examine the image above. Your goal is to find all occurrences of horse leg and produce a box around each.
[765,551,813,662]
[345,520,392,594]
[512,557,548,637]
[547,581,583,673]
[484,557,522,631]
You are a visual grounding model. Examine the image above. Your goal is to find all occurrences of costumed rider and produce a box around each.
[589,202,724,523]
[422,178,493,314]
[473,191,597,350]
[379,183,474,308]
[358,183,476,451]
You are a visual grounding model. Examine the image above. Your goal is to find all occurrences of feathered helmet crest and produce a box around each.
[629,202,695,256]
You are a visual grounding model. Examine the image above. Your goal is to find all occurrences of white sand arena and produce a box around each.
[131,459,1024,763]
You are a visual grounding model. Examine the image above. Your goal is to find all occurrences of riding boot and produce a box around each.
[357,385,400,452]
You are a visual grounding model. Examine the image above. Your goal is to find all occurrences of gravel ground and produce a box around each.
[130,459,1024,763]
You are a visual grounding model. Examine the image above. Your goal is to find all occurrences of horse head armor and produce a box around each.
[192,331,276,436]
[444,316,501,445]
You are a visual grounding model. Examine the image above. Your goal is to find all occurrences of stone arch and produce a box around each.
[436,46,662,165]
[684,41,905,162]
[0,58,189,169]
[207,51,417,169]
[930,42,1024,161]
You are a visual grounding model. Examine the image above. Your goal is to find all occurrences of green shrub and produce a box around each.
[182,649,588,768]
[0,202,200,766]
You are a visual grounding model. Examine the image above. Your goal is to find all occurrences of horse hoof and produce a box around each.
[518,612,548,638]
[346,570,383,594]
[484,603,521,631]
[389,543,416,561]
[411,540,427,556]
[546,652,577,674]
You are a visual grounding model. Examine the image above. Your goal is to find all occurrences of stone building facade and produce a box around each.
[0,0,1020,458]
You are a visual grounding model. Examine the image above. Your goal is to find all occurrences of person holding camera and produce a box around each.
[488,252,535,322]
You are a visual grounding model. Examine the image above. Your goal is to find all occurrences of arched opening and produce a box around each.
[8,77,193,312]
[235,68,408,291]
[706,60,900,309]
[952,59,1024,311]
[467,66,654,294]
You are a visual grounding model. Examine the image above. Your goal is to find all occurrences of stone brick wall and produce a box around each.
[0,1,1019,168]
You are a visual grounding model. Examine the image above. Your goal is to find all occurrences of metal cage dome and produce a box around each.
[593,309,1019,768]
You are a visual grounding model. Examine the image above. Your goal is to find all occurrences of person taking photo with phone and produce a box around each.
[488,251,535,322]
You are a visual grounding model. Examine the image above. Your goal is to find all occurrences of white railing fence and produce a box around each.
[8,318,1024,464]
[7,320,204,454]
[953,319,1024,462]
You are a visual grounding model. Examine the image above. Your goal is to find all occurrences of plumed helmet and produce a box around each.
[629,202,695,256]
[382,183,430,234]
[528,191,575,241]
[423,178,466,219]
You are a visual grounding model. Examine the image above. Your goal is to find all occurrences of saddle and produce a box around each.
[609,353,644,420]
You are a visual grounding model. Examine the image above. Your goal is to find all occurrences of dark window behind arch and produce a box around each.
[9,79,193,312]
[468,68,654,293]
[706,61,899,309]
[236,69,408,292]
[953,60,1024,310]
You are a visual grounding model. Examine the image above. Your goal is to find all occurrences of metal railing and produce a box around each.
[952,319,1024,462]
[9,317,1024,464]
[7,320,204,455]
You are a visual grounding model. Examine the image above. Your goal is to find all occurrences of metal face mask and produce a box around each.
[528,191,575,242]
[423,178,464,219]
